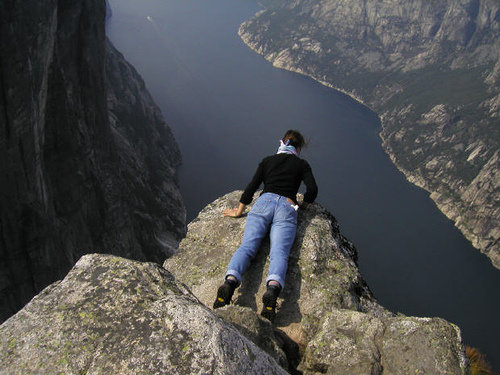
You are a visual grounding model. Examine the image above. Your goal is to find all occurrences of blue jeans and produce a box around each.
[226,193,298,289]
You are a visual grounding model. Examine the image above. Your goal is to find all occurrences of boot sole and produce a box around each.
[213,283,234,309]
[260,291,277,322]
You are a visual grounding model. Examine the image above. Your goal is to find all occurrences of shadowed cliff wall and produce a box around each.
[0,0,185,322]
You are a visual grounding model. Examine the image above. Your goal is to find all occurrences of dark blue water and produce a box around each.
[107,0,499,370]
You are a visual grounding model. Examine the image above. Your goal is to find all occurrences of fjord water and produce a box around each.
[107,0,499,368]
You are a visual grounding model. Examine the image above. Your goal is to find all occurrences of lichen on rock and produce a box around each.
[0,253,288,375]
[0,192,468,375]
[164,191,468,375]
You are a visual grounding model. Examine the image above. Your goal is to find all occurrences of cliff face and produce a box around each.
[239,0,500,269]
[0,192,468,375]
[0,0,185,322]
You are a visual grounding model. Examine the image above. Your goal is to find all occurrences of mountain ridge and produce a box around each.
[239,0,500,269]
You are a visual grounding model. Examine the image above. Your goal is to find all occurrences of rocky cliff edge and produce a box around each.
[0,192,468,375]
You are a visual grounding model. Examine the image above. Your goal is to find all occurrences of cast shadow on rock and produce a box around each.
[275,208,310,327]
[234,236,270,311]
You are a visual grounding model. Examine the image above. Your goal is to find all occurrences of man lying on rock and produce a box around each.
[213,130,318,322]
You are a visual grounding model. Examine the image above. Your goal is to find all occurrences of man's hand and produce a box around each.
[223,208,240,217]
[223,203,246,218]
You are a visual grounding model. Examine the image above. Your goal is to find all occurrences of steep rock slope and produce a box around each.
[0,0,185,322]
[0,254,287,375]
[239,0,500,269]
[0,193,468,375]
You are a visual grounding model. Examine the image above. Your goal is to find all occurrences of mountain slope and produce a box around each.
[239,0,500,269]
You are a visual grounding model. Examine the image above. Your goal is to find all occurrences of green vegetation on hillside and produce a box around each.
[384,65,492,120]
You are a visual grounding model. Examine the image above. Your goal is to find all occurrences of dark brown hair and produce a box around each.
[282,129,307,151]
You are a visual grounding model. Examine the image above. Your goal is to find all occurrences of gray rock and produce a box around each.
[165,191,468,374]
[301,309,467,375]
[0,193,468,374]
[215,305,293,372]
[0,254,287,375]
[300,309,385,374]
[380,316,467,375]
[164,191,390,328]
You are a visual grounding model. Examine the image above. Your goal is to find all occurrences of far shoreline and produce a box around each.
[237,20,498,271]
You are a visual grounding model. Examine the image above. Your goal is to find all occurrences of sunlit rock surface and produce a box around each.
[164,191,468,374]
[0,192,468,374]
[0,254,286,375]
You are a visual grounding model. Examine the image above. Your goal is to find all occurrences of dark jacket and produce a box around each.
[240,153,318,205]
